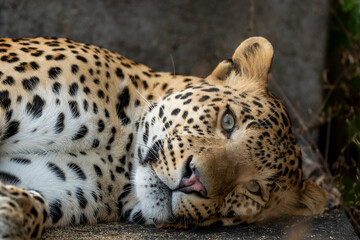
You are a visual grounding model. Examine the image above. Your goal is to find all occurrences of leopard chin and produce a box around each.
[134,163,174,224]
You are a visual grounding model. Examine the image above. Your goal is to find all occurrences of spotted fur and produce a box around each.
[0,37,325,239]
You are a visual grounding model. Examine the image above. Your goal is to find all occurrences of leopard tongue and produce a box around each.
[153,220,188,229]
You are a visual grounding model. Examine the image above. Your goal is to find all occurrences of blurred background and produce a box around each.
[0,0,358,233]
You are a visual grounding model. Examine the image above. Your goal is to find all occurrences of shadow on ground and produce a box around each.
[43,209,358,240]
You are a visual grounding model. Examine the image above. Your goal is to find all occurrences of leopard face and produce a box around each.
[134,37,326,226]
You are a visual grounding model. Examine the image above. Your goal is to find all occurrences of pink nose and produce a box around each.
[177,163,207,197]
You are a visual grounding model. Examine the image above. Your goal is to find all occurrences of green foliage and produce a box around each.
[325,0,360,233]
[342,0,360,35]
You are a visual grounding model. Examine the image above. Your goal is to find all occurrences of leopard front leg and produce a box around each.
[0,183,48,240]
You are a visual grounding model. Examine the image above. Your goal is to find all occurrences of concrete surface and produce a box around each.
[0,0,331,180]
[0,0,329,130]
[0,0,330,178]
[43,208,358,240]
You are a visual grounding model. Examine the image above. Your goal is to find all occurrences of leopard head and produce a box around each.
[133,37,325,227]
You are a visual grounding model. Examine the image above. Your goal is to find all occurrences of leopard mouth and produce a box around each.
[140,139,208,225]
[144,139,207,197]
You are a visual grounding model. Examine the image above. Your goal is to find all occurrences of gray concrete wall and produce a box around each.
[0,0,329,161]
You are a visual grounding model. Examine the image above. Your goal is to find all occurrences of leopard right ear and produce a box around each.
[207,37,273,89]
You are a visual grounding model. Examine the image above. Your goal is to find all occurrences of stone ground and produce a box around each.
[43,209,358,240]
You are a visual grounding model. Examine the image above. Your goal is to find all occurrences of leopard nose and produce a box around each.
[177,161,207,197]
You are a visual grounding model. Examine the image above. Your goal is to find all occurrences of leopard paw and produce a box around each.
[0,194,26,239]
[0,183,48,239]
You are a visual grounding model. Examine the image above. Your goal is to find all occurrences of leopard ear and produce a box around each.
[208,37,273,88]
[207,59,233,81]
[293,180,326,216]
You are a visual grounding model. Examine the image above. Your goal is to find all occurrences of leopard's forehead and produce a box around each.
[146,81,290,135]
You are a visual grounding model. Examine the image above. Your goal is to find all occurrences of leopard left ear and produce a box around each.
[207,37,273,89]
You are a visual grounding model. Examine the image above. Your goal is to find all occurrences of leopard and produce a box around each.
[0,36,326,239]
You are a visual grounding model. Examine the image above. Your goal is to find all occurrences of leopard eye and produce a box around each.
[246,180,261,196]
[221,111,235,132]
